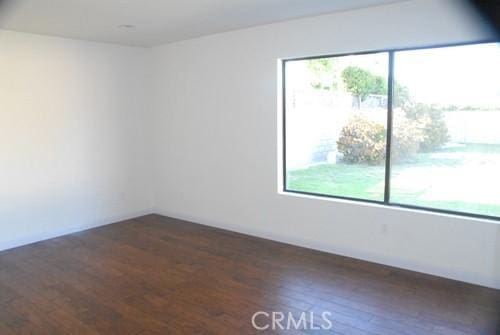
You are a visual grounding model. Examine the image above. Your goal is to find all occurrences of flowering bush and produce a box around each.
[392,114,424,161]
[336,116,386,164]
[403,103,449,151]
[337,114,425,164]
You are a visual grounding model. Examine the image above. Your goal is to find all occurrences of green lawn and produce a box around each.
[287,144,500,218]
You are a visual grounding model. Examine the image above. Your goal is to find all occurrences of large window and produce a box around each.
[283,42,500,220]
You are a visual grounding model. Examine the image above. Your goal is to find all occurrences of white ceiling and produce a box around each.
[0,0,405,47]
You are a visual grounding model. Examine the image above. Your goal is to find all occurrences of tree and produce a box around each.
[372,75,388,95]
[341,66,386,108]
[307,58,336,90]
[341,66,411,109]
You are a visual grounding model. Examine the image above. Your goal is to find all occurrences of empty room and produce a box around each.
[1,0,499,334]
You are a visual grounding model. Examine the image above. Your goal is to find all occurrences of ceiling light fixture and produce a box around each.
[118,24,136,29]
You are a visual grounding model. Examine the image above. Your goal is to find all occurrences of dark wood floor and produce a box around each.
[0,215,498,334]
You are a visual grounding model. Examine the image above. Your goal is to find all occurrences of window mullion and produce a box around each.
[384,51,395,204]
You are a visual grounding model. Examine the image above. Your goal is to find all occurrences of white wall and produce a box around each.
[0,30,154,250]
[446,111,500,144]
[151,0,500,289]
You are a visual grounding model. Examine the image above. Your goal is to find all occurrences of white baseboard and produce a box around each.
[0,209,154,253]
[2,207,497,290]
[153,208,500,290]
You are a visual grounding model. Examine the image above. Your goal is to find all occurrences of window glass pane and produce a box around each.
[391,43,500,217]
[285,53,388,201]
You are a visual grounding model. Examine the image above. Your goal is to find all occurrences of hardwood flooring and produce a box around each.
[0,214,498,334]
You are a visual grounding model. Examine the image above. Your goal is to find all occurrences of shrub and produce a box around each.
[337,115,423,164]
[337,104,449,164]
[337,116,386,164]
[403,103,449,151]
[392,114,424,161]
[393,82,410,108]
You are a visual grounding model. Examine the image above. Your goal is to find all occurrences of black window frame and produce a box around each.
[282,40,500,222]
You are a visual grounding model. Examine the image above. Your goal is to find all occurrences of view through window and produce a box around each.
[283,42,500,219]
